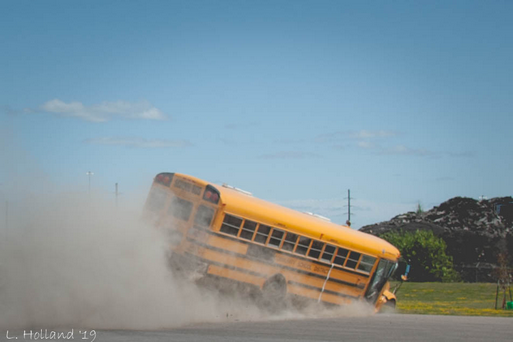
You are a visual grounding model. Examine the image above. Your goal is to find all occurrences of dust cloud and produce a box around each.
[0,192,373,331]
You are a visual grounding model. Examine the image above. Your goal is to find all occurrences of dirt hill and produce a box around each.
[360,197,513,282]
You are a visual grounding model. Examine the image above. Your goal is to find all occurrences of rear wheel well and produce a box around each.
[261,274,287,311]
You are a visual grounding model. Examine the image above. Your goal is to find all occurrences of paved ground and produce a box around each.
[2,314,511,342]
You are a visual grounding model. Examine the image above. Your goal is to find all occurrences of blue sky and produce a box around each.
[1,0,512,228]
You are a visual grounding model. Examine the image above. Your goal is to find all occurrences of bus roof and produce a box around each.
[208,181,400,261]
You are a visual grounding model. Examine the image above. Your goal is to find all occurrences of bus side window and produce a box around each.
[282,233,298,251]
[220,214,243,236]
[240,220,257,240]
[194,205,215,228]
[345,251,361,269]
[268,229,284,248]
[334,248,349,266]
[358,255,376,273]
[254,225,271,244]
[308,240,324,259]
[321,244,336,262]
[295,237,312,256]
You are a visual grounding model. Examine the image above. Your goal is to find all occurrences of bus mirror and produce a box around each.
[400,264,410,281]
[395,260,410,282]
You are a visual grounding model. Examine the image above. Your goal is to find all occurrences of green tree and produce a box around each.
[416,202,423,215]
[380,230,459,282]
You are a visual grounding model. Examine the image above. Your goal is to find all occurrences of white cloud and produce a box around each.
[436,176,455,182]
[313,128,473,159]
[317,130,440,158]
[350,130,398,139]
[258,151,322,160]
[357,141,377,149]
[276,197,414,229]
[224,122,260,130]
[85,137,192,149]
[379,145,437,157]
[447,151,475,158]
[316,130,398,143]
[39,99,167,122]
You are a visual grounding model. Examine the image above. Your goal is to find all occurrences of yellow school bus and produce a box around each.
[144,172,400,311]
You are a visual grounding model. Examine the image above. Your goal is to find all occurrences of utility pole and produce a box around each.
[115,183,119,207]
[5,200,8,239]
[344,189,354,227]
[86,171,94,199]
[0,183,7,239]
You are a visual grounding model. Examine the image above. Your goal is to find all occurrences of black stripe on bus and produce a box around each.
[185,236,361,289]
[183,252,267,279]
[287,281,359,299]
[188,228,371,277]
[183,252,359,300]
[186,234,365,287]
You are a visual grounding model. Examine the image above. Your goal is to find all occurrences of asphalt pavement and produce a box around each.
[2,314,511,342]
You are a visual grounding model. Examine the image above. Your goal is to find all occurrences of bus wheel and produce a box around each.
[262,274,287,311]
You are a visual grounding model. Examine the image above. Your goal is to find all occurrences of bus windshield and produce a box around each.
[365,259,397,303]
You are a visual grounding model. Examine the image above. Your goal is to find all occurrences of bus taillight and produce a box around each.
[155,173,174,187]
[203,185,220,204]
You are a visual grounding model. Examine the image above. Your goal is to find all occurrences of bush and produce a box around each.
[380,230,460,282]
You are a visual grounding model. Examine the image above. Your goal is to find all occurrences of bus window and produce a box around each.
[268,229,284,248]
[254,225,271,244]
[295,236,312,256]
[174,179,202,196]
[358,255,376,273]
[345,251,361,269]
[194,205,215,228]
[334,248,349,266]
[321,244,336,262]
[221,214,242,236]
[174,179,192,192]
[168,196,193,221]
[308,240,324,259]
[282,232,298,251]
[240,220,257,240]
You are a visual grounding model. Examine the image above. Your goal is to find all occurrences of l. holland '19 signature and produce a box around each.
[6,329,96,342]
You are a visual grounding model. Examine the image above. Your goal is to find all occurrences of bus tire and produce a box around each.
[262,274,287,310]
